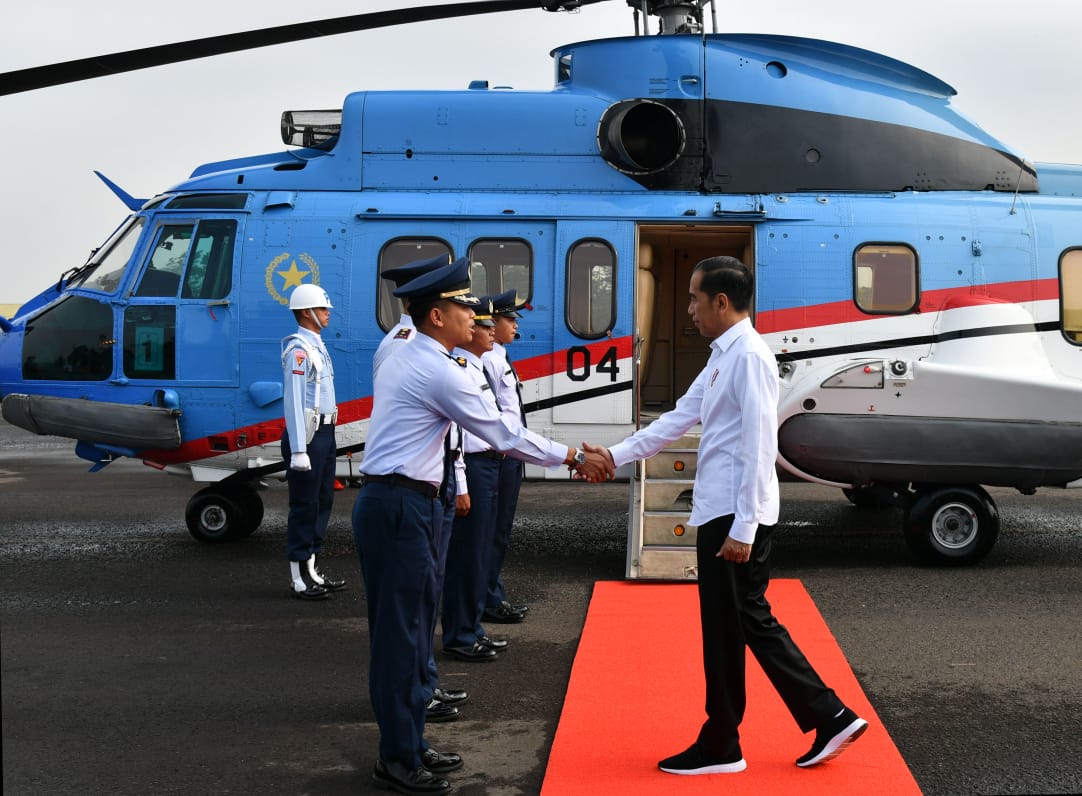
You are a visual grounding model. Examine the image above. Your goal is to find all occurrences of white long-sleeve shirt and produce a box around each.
[608,317,780,544]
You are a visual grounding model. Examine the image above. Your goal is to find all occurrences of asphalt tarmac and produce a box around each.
[2,422,1080,795]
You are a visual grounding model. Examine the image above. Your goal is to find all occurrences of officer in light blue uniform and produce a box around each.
[374,253,470,724]
[353,257,598,794]
[441,300,506,662]
[482,289,532,624]
[281,283,346,601]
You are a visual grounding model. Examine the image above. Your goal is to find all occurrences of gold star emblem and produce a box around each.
[277,261,310,290]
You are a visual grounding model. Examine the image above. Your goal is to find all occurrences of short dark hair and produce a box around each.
[694,256,753,312]
[409,297,440,328]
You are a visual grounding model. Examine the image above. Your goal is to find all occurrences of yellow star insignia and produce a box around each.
[278,261,310,290]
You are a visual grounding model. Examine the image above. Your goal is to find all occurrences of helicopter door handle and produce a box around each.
[207,300,230,307]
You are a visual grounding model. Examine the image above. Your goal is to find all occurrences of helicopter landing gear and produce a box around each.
[903,485,999,566]
[185,484,264,543]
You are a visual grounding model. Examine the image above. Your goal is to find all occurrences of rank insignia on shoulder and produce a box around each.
[444,353,468,367]
[393,327,413,340]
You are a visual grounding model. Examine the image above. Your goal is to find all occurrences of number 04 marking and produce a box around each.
[566,346,620,382]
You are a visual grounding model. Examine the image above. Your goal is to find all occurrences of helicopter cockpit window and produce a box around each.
[566,239,616,339]
[854,243,919,314]
[165,194,248,210]
[1061,248,1082,345]
[22,296,114,381]
[71,217,145,294]
[376,238,453,331]
[182,220,236,299]
[134,225,192,297]
[133,220,237,299]
[467,239,533,305]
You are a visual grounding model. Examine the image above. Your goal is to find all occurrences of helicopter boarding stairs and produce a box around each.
[625,426,702,580]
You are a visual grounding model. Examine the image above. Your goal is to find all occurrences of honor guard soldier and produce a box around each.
[375,253,470,724]
[441,300,507,662]
[481,290,531,624]
[281,283,346,601]
[352,257,612,795]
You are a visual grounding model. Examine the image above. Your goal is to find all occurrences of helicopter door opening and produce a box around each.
[628,223,755,580]
[636,224,755,412]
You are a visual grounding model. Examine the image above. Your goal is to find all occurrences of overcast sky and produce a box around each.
[2,0,1079,305]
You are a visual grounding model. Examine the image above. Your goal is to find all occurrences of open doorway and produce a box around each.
[635,224,755,413]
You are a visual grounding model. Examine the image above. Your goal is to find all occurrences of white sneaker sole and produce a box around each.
[797,718,869,767]
[660,758,747,775]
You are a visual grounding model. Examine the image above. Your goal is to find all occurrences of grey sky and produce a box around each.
[2,0,1079,305]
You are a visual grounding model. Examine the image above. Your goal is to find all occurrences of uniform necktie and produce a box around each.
[482,365,502,412]
[507,355,527,426]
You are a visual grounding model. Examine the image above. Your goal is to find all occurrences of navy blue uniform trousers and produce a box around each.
[442,454,501,649]
[485,456,523,612]
[423,473,457,701]
[281,422,336,562]
[353,481,442,769]
[694,515,843,760]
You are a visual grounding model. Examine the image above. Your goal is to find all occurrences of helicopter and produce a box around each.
[1,0,1080,577]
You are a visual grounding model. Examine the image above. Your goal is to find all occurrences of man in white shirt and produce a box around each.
[586,256,867,775]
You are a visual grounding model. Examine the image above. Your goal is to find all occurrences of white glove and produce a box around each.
[290,452,311,472]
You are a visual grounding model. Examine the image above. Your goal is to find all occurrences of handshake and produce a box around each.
[568,442,616,483]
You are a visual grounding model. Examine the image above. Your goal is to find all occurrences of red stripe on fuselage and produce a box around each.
[140,338,635,467]
[757,279,1059,334]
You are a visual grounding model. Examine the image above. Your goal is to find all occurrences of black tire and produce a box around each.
[904,485,999,566]
[225,485,264,538]
[185,488,249,543]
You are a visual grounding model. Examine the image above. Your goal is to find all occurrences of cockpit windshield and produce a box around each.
[70,217,146,294]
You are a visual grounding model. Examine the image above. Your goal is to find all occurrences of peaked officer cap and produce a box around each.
[393,256,479,305]
[381,253,450,287]
[490,289,525,318]
[473,297,496,327]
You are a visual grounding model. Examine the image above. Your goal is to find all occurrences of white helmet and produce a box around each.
[289,283,333,310]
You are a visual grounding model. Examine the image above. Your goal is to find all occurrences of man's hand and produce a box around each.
[572,443,615,482]
[455,493,471,517]
[290,452,311,472]
[718,536,752,563]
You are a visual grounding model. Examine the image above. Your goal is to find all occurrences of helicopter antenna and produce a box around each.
[1009,162,1024,215]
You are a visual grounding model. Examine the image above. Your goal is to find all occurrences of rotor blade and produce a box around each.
[1,1,607,96]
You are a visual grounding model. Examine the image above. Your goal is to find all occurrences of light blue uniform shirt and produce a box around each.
[282,327,336,455]
[362,332,568,487]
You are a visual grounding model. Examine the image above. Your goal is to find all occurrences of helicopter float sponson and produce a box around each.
[1,1,1080,573]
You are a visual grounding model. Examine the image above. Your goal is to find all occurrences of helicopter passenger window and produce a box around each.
[376,239,453,331]
[566,240,615,338]
[134,225,193,298]
[853,244,918,314]
[72,217,146,294]
[181,220,236,299]
[1062,248,1082,345]
[467,240,532,304]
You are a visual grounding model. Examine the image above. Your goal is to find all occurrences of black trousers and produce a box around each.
[694,515,842,759]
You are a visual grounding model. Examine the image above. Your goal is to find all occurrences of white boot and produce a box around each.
[290,561,307,592]
[306,555,325,586]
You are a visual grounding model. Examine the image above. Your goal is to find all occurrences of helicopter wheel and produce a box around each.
[225,484,264,539]
[903,485,999,566]
[185,487,253,543]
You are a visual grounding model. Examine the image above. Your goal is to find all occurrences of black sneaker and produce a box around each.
[796,707,868,767]
[658,743,746,775]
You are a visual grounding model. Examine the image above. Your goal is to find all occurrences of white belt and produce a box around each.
[318,410,338,425]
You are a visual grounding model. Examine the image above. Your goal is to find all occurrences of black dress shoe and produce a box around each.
[425,698,459,723]
[443,642,497,662]
[477,635,509,652]
[291,584,329,601]
[482,600,526,623]
[433,687,469,705]
[314,571,347,592]
[373,760,450,794]
[421,748,463,774]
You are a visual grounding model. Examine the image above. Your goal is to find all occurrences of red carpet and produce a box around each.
[542,580,921,795]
